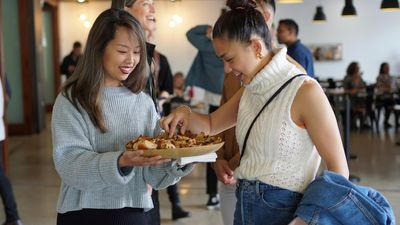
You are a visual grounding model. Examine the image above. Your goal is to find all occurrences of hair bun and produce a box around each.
[226,0,257,11]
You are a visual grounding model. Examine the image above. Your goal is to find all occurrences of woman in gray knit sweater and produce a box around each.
[52,9,193,225]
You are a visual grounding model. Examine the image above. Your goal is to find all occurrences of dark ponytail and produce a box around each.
[227,0,257,10]
[213,0,272,51]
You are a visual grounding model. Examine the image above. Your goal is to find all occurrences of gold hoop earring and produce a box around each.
[257,52,263,59]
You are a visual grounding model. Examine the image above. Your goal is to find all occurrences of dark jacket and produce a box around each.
[287,40,315,78]
[295,171,395,225]
[60,52,80,79]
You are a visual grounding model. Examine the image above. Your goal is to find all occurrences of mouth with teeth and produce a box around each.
[119,66,134,75]
[233,71,244,81]
[147,16,156,23]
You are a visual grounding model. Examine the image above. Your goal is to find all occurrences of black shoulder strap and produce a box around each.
[240,74,306,160]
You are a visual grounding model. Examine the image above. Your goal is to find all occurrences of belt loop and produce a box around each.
[255,181,260,195]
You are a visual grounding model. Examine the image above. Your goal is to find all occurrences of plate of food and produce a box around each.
[125,132,224,158]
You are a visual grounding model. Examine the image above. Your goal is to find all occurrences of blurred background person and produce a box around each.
[149,28,191,221]
[173,72,185,98]
[185,24,224,210]
[60,41,82,81]
[277,19,315,78]
[0,78,23,225]
[375,62,396,128]
[123,0,190,223]
[343,61,368,129]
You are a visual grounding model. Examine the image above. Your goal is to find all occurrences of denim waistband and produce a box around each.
[238,179,286,194]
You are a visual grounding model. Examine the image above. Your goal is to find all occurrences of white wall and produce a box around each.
[59,0,400,83]
[59,2,110,58]
[275,0,400,82]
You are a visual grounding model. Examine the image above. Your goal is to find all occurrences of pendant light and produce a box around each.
[381,0,400,10]
[342,0,357,16]
[277,0,304,3]
[313,6,327,22]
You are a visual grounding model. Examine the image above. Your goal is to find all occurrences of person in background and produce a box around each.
[185,24,225,209]
[376,62,396,128]
[277,19,315,78]
[173,72,185,98]
[212,1,276,225]
[123,0,190,223]
[343,61,368,129]
[148,25,191,221]
[0,78,23,225]
[120,1,161,224]
[161,0,349,224]
[52,8,193,225]
[60,41,82,80]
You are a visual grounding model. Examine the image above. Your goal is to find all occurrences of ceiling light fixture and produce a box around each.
[277,0,303,4]
[313,6,327,22]
[381,0,400,10]
[342,0,357,16]
[76,0,88,3]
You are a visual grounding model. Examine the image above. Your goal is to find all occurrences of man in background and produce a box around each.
[60,41,82,80]
[277,19,315,78]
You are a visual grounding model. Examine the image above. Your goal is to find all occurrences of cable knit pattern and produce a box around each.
[235,48,321,193]
[52,87,193,213]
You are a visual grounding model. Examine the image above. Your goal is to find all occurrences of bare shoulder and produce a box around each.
[294,79,326,103]
[292,79,327,122]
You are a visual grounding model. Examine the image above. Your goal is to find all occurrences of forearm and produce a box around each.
[208,88,243,135]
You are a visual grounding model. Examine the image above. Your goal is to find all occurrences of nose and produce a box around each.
[224,62,232,74]
[149,3,155,13]
[126,52,135,64]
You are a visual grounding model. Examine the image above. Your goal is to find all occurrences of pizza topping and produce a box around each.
[126,131,222,150]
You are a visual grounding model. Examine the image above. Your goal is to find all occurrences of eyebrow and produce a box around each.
[116,44,129,48]
[217,53,226,59]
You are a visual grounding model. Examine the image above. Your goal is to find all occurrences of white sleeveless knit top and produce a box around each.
[235,48,321,193]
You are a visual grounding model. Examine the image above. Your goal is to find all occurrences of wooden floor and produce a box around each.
[2,114,399,224]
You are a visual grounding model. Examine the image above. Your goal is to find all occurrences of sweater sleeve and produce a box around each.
[144,162,194,190]
[52,95,135,191]
[186,25,215,52]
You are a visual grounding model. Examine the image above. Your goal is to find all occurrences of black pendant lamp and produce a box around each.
[342,0,357,16]
[313,6,327,22]
[381,0,400,10]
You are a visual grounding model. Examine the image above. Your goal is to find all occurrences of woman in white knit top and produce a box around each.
[161,0,349,224]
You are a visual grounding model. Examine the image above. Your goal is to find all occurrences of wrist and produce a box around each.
[177,105,192,120]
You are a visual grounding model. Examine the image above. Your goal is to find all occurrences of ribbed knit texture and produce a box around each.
[52,87,193,213]
[235,48,321,193]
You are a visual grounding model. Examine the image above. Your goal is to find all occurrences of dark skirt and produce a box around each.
[57,207,148,225]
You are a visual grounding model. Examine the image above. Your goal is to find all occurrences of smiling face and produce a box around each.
[103,26,141,87]
[213,37,262,85]
[125,0,155,33]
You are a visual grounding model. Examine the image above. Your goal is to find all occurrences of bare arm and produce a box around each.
[292,80,349,178]
[161,87,244,137]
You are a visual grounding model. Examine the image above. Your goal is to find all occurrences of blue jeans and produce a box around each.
[234,179,303,225]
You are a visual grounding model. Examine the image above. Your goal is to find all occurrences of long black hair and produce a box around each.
[213,0,272,51]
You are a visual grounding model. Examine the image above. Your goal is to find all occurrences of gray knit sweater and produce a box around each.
[52,87,193,213]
